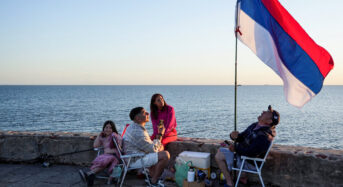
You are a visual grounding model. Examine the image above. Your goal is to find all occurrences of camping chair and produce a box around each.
[232,141,274,187]
[112,136,153,187]
[92,147,121,185]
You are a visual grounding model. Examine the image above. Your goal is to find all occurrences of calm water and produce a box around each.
[0,85,342,150]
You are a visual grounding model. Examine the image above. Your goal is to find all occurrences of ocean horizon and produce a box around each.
[0,85,342,150]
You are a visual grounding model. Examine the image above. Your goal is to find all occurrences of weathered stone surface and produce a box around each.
[0,131,97,165]
[0,163,177,187]
[1,131,343,186]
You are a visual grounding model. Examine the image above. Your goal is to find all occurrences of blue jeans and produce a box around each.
[219,147,256,171]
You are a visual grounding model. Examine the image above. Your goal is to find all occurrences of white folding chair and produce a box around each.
[232,141,273,187]
[92,147,123,185]
[112,136,152,187]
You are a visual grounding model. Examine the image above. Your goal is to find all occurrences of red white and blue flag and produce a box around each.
[236,0,334,108]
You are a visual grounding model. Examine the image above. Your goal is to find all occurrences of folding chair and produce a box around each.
[112,136,153,187]
[232,141,273,187]
[92,147,106,180]
[92,147,120,185]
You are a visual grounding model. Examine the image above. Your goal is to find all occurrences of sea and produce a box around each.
[0,85,342,150]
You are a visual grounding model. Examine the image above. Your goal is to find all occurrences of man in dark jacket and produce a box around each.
[215,105,280,187]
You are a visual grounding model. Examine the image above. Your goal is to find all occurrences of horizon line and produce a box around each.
[0,84,341,86]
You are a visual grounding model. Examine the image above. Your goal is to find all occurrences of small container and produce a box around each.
[42,161,50,167]
[187,168,195,182]
[210,172,217,180]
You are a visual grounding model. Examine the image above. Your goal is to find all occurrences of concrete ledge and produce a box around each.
[1,131,342,186]
[0,131,98,165]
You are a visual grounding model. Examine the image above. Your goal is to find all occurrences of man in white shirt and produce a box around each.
[123,107,170,186]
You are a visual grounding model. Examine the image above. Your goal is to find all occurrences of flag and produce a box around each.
[236,0,334,108]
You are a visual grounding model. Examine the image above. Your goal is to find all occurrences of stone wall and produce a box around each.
[1,131,342,186]
[0,131,97,165]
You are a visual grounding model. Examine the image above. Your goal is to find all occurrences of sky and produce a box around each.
[0,0,342,85]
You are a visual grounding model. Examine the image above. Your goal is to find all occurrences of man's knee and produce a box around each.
[158,151,170,161]
[215,149,224,161]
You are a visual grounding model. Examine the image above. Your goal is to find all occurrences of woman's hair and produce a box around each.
[150,93,167,120]
[102,120,118,134]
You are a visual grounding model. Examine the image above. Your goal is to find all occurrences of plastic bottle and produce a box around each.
[187,168,195,182]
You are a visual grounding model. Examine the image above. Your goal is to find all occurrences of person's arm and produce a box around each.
[134,128,162,153]
[164,106,176,135]
[105,133,122,154]
[236,123,256,142]
[234,135,270,157]
[93,132,103,148]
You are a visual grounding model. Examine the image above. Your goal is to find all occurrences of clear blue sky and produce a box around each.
[0,0,342,85]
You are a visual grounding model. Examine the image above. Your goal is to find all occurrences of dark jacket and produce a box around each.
[234,122,273,158]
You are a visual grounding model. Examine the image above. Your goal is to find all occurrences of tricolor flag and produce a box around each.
[236,0,334,108]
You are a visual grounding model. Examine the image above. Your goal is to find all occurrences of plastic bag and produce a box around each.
[174,157,192,187]
[111,165,122,179]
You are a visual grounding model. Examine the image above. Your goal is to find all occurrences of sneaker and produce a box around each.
[161,169,174,181]
[150,179,164,187]
[78,169,86,182]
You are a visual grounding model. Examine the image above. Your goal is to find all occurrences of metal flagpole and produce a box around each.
[234,0,239,132]
[233,0,240,183]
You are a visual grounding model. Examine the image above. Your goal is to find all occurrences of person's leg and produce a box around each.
[151,151,170,184]
[88,166,105,175]
[215,149,234,186]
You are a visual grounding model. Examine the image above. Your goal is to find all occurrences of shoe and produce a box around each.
[87,173,95,186]
[150,179,164,187]
[160,169,174,181]
[79,169,86,182]
[224,184,233,187]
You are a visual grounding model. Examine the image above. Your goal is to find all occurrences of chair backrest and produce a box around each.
[121,124,130,137]
[262,141,274,161]
[112,136,125,162]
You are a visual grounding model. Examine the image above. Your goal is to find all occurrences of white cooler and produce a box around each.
[178,151,211,176]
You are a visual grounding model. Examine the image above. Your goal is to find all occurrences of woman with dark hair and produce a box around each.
[79,120,122,186]
[150,93,178,148]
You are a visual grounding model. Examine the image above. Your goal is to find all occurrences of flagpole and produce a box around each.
[234,0,239,131]
[233,0,240,184]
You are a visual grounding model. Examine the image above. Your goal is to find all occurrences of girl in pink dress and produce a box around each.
[150,93,178,148]
[79,120,122,186]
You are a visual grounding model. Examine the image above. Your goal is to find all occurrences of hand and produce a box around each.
[220,142,229,148]
[230,131,239,140]
[158,126,165,136]
[229,144,235,152]
[99,132,105,137]
[158,145,164,151]
[156,134,163,141]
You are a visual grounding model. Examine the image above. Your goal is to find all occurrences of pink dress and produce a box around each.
[150,105,178,146]
[90,133,122,173]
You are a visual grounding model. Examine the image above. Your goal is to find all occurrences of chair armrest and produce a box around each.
[94,147,104,151]
[121,153,145,158]
[241,156,265,162]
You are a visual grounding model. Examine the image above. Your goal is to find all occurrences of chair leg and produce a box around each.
[258,172,265,187]
[119,168,128,187]
[235,159,245,187]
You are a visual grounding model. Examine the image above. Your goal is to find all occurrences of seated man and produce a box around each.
[215,105,280,187]
[123,107,170,186]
